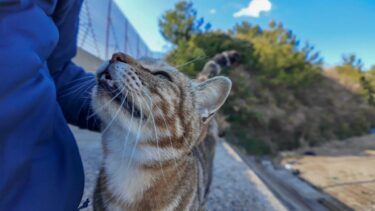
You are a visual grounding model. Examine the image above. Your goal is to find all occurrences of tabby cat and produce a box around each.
[92,51,238,211]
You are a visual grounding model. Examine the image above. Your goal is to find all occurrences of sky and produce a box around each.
[115,0,375,69]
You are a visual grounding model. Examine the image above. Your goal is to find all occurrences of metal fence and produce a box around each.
[77,0,153,60]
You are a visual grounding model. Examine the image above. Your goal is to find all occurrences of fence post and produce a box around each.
[105,0,113,59]
[124,19,128,54]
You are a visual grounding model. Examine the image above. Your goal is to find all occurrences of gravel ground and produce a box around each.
[72,126,286,211]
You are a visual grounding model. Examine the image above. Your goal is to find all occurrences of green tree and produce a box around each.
[159,1,211,45]
[342,53,363,71]
[362,65,375,106]
[370,65,375,73]
[166,31,254,76]
[366,65,375,84]
[166,38,206,76]
[233,21,323,86]
[335,54,363,87]
[360,76,375,105]
[334,54,375,105]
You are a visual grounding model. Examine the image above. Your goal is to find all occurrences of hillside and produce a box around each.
[160,1,375,154]
[224,66,375,154]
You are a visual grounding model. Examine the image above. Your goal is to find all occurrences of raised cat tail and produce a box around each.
[194,51,239,200]
[197,50,240,82]
[197,50,239,138]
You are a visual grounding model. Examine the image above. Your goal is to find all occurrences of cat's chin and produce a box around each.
[95,82,145,120]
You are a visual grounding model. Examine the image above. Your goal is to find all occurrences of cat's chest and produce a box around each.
[104,155,155,204]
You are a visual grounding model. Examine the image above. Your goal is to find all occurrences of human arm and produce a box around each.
[48,0,101,131]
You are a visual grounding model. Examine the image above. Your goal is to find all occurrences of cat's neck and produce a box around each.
[102,125,191,164]
[102,141,192,207]
[101,127,192,204]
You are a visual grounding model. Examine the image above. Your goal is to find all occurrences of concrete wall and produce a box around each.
[73,48,103,73]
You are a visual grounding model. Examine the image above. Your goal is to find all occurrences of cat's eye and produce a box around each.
[154,71,172,82]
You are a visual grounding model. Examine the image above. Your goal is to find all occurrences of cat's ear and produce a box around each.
[194,76,232,122]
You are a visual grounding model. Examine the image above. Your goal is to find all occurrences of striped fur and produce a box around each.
[197,50,240,82]
[91,52,233,211]
[198,50,240,138]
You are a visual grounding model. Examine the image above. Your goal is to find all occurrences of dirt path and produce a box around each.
[72,126,285,211]
[282,135,375,210]
[283,156,375,210]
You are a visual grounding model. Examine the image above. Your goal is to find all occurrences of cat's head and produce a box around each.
[92,53,231,153]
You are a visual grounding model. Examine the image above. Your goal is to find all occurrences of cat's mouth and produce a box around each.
[97,69,143,119]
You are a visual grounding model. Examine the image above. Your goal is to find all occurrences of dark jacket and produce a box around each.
[0,0,99,210]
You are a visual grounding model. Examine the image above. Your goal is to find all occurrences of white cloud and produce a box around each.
[233,0,272,18]
[209,8,217,15]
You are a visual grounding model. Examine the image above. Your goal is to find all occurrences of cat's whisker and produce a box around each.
[99,88,127,206]
[77,85,96,100]
[141,93,166,181]
[60,83,96,121]
[80,87,101,129]
[101,95,126,134]
[143,91,190,154]
[77,95,91,124]
[62,77,123,100]
[141,92,182,177]
[60,75,95,88]
[127,94,144,171]
[176,55,208,68]
[116,92,137,201]
[121,91,134,165]
[87,86,126,119]
[59,84,95,101]
[60,78,95,94]
[60,79,96,98]
[120,91,134,164]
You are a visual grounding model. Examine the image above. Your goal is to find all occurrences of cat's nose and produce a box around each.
[109,61,129,74]
[110,52,137,65]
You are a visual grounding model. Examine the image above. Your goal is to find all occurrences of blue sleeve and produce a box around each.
[48,0,101,131]
[0,1,93,210]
